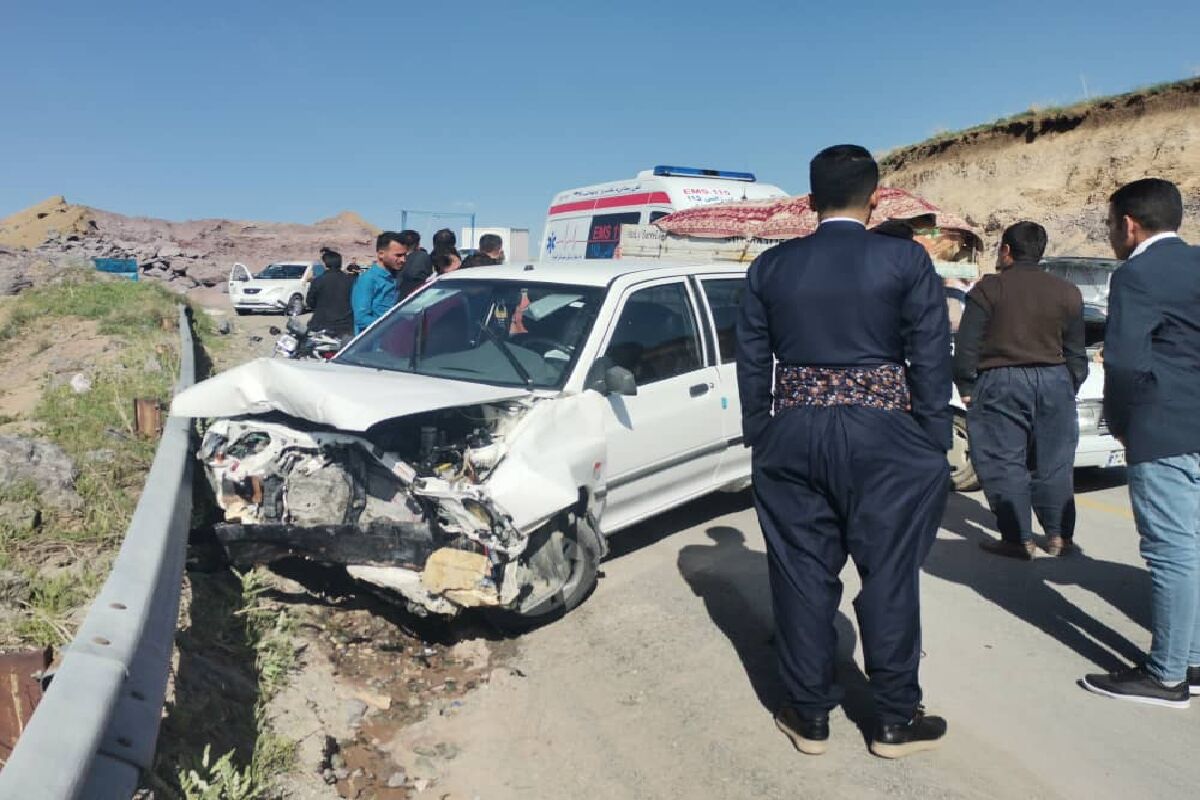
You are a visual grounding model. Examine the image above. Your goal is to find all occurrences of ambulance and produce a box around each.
[540,165,787,260]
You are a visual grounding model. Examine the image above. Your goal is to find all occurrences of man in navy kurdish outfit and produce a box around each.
[737,145,952,758]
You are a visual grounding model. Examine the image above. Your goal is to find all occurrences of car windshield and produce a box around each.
[1041,258,1121,309]
[337,279,605,389]
[255,263,307,279]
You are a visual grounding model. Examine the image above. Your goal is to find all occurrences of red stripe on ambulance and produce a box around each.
[547,191,672,216]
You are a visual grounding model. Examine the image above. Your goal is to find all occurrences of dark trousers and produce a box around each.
[752,405,949,725]
[967,366,1078,543]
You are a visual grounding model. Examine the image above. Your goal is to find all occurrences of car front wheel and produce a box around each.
[948,414,979,491]
[486,514,601,631]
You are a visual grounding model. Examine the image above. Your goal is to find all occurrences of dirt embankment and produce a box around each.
[881,77,1200,258]
[0,198,382,296]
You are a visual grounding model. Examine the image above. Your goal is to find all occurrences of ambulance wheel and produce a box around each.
[948,414,979,492]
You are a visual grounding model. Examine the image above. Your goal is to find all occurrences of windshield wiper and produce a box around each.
[477,321,534,387]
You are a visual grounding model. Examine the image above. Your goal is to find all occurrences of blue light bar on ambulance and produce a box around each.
[652,165,757,182]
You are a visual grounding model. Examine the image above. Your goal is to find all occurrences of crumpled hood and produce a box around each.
[170,358,530,430]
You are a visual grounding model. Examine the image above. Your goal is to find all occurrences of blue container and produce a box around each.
[93,257,139,281]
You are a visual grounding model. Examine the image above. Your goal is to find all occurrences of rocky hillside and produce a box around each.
[0,198,382,295]
[881,77,1200,259]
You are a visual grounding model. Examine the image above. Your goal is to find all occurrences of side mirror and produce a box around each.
[604,366,638,397]
[586,358,637,396]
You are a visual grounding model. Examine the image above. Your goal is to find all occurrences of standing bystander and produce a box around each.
[306,248,356,341]
[738,145,952,759]
[1082,178,1200,708]
[953,222,1088,559]
[351,231,407,334]
[461,234,504,268]
[396,230,432,299]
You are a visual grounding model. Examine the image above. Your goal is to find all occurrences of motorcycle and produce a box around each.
[269,318,343,360]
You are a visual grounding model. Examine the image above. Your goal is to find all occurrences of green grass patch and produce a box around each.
[0,272,182,341]
[148,568,299,799]
[0,271,209,648]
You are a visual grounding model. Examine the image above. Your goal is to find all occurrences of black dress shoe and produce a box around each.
[1188,665,1200,697]
[1081,666,1190,709]
[869,707,947,759]
[775,706,829,755]
[980,538,1036,560]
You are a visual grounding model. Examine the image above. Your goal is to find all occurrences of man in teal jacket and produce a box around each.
[352,231,408,333]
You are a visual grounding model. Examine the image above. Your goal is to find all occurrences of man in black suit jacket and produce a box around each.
[1083,179,1200,709]
[396,229,433,298]
[737,145,951,758]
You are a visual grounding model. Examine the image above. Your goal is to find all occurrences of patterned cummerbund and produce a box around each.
[774,364,911,412]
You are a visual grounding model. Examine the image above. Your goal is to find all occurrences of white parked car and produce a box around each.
[176,260,752,625]
[228,260,324,316]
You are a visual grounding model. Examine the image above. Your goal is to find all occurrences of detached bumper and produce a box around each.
[214,521,513,614]
[214,521,437,569]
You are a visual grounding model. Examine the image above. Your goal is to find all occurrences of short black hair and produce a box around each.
[320,248,343,271]
[399,229,421,248]
[1001,221,1048,262]
[1109,178,1183,233]
[809,144,879,213]
[479,233,503,253]
[376,230,404,252]
[871,219,914,240]
[432,228,456,249]
[432,252,458,274]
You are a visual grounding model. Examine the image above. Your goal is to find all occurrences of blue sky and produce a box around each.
[2,0,1196,243]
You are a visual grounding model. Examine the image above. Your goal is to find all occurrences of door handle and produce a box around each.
[689,383,710,397]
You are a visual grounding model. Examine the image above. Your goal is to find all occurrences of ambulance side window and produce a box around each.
[649,211,670,223]
[700,278,745,365]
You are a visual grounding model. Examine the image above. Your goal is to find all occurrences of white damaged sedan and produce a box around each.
[172,261,753,625]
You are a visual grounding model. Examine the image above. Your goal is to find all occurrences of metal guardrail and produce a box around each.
[0,304,197,799]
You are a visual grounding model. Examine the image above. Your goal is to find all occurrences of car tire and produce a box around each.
[286,294,304,316]
[486,514,601,632]
[948,413,979,492]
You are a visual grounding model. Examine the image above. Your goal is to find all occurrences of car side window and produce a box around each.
[604,282,703,385]
[699,278,745,365]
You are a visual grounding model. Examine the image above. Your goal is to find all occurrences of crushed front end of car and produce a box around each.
[179,359,609,619]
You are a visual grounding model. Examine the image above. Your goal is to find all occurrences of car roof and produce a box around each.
[436,258,746,288]
[1040,256,1123,270]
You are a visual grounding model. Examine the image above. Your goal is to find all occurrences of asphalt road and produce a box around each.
[407,472,1196,800]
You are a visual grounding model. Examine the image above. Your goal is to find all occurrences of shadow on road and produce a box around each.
[927,492,1149,671]
[677,526,875,740]
[1075,466,1129,494]
[606,490,753,561]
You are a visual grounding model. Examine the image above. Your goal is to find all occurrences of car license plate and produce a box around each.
[277,335,298,353]
[1106,450,1126,468]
